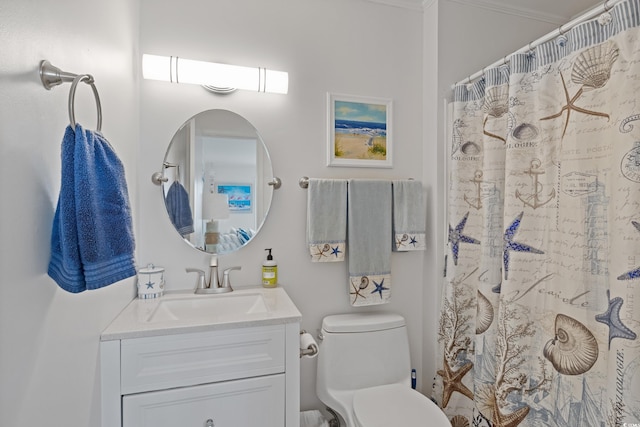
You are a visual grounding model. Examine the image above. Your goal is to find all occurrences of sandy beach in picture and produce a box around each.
[335,133,387,160]
[331,97,389,162]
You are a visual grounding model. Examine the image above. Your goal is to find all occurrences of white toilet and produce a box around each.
[316,313,451,427]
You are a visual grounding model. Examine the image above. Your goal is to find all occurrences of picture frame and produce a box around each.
[216,183,253,213]
[327,92,393,168]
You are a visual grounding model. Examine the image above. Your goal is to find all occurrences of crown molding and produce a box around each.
[445,0,567,25]
[360,0,576,22]
[363,0,425,11]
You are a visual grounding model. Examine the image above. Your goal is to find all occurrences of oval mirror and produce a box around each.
[160,109,275,254]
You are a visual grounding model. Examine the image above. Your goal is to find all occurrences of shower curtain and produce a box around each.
[436,1,640,426]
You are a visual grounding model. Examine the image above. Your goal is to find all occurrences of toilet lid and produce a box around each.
[353,384,450,427]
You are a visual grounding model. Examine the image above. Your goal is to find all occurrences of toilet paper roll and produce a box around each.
[300,332,319,359]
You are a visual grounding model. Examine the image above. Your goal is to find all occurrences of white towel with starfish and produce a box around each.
[307,178,347,262]
[392,180,426,251]
[347,179,392,306]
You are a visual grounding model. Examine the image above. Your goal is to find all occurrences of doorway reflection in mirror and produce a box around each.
[202,171,230,253]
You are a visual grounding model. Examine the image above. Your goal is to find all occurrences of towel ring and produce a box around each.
[68,74,102,131]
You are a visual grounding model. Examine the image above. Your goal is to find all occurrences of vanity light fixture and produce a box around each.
[142,54,288,94]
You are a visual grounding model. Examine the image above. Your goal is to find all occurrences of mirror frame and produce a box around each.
[153,109,280,255]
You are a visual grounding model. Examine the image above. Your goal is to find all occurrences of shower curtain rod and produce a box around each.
[452,0,623,88]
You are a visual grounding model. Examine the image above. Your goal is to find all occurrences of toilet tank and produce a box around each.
[316,313,411,394]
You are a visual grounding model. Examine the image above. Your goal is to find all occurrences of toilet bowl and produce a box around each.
[316,313,451,427]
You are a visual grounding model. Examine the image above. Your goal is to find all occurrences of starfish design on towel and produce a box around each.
[312,243,331,260]
[437,358,473,408]
[370,279,389,299]
[350,276,369,304]
[331,245,342,258]
[617,221,640,280]
[595,290,637,348]
[396,234,409,249]
[449,212,480,266]
[503,212,544,280]
[409,236,418,247]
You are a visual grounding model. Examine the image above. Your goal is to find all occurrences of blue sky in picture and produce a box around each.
[335,100,386,124]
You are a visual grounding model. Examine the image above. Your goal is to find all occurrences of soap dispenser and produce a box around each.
[262,248,278,288]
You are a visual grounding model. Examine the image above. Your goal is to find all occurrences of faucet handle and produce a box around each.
[222,266,241,289]
[186,268,206,291]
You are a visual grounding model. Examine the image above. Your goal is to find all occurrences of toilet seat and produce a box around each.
[353,384,450,427]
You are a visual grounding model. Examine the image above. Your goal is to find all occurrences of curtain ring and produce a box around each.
[465,76,473,90]
[68,74,102,132]
[599,0,614,25]
[555,24,569,47]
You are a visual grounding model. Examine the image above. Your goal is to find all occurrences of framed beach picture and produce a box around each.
[327,93,392,168]
[216,183,252,213]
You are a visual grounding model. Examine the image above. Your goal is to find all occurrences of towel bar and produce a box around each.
[39,60,102,131]
[299,176,414,188]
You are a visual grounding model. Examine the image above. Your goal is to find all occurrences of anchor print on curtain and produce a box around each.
[436,2,640,426]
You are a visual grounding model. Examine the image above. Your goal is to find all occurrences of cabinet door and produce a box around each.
[123,374,285,427]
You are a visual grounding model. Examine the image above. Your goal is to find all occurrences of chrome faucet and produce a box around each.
[207,255,221,289]
[187,255,241,294]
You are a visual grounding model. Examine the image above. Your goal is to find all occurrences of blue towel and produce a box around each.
[347,179,392,306]
[165,181,194,236]
[392,180,426,251]
[48,124,136,293]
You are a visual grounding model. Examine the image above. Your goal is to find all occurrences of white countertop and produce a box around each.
[101,286,302,341]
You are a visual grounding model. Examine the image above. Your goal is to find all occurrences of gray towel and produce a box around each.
[392,180,426,251]
[348,179,392,306]
[307,179,347,262]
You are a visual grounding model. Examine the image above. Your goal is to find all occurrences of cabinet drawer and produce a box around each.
[123,374,285,427]
[121,325,285,394]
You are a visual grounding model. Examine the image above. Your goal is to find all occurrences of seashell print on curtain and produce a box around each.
[436,1,640,426]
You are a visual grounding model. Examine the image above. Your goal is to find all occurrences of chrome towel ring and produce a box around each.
[68,74,102,131]
[39,60,103,131]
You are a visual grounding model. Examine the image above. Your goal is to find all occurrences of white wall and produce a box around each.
[0,1,139,426]
[138,0,424,411]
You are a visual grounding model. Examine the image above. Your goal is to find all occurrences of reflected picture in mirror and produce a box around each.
[161,109,274,254]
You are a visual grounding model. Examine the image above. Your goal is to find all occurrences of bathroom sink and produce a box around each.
[101,286,302,340]
[147,293,268,323]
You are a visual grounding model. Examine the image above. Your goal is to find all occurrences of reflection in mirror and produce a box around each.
[161,109,274,255]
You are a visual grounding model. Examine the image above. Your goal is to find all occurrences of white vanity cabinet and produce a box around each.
[100,288,302,427]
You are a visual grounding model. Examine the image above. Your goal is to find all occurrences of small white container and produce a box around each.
[137,264,165,299]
